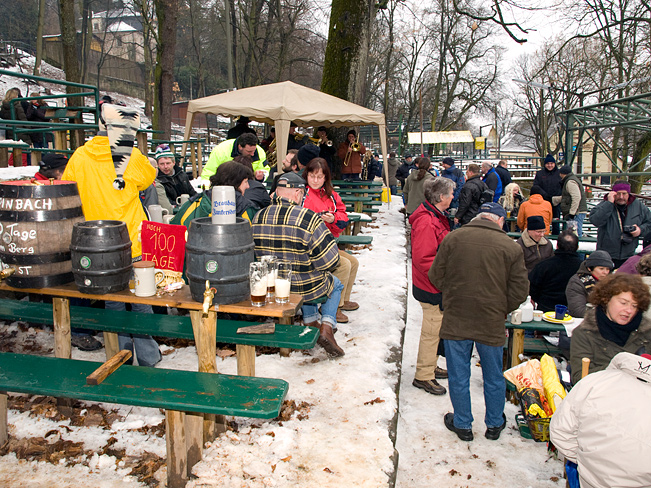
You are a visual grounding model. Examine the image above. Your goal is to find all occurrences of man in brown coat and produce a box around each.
[429,203,529,442]
[516,216,554,272]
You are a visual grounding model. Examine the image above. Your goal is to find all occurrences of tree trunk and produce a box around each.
[154,0,180,139]
[34,0,46,75]
[58,0,84,149]
[79,0,92,84]
[630,131,651,194]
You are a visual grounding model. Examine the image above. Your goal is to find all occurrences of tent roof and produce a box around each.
[186,81,386,127]
[408,131,475,144]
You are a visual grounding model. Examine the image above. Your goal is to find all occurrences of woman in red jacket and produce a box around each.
[408,177,455,395]
[303,157,358,323]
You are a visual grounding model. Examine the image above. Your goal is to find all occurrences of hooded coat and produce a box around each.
[589,194,651,261]
[533,165,562,202]
[455,174,487,225]
[517,194,553,235]
[550,352,651,488]
[516,230,553,272]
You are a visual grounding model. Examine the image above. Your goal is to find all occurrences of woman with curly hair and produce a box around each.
[570,273,651,384]
[498,182,523,231]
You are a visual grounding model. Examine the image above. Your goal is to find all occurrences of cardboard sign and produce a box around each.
[141,221,186,272]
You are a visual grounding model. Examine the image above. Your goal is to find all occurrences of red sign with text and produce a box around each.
[141,221,186,272]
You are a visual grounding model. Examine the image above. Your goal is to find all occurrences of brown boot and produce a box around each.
[336,310,349,323]
[317,323,344,357]
[303,320,320,329]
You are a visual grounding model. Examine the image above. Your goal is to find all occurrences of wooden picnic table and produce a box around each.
[340,195,372,213]
[505,320,565,369]
[332,179,383,187]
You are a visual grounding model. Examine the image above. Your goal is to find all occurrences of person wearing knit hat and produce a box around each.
[297,144,320,171]
[336,129,367,180]
[551,165,588,236]
[35,153,68,181]
[154,144,196,207]
[516,216,554,272]
[533,153,562,234]
[590,178,651,267]
[566,250,614,319]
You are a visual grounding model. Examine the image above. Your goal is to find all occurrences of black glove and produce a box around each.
[567,214,575,220]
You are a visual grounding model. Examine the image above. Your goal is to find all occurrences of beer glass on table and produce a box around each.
[261,255,278,302]
[249,262,268,307]
[275,260,292,304]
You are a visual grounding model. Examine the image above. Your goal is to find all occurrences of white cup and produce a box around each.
[133,261,164,297]
[148,204,169,223]
[510,310,522,325]
[176,194,190,206]
[211,186,236,224]
[533,310,543,321]
[163,214,174,224]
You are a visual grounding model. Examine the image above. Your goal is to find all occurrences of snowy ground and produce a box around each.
[0,186,566,487]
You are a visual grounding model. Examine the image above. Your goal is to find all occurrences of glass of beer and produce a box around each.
[249,262,268,307]
[261,255,278,302]
[275,260,292,304]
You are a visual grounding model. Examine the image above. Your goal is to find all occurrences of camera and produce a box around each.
[623,225,636,234]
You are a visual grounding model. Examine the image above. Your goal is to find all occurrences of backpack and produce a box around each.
[479,188,494,205]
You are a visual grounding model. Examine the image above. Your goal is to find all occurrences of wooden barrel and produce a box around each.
[185,217,255,304]
[70,220,132,294]
[0,180,85,288]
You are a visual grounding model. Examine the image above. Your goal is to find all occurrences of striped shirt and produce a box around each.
[252,196,339,301]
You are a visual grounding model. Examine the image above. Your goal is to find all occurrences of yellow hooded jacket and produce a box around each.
[62,136,156,258]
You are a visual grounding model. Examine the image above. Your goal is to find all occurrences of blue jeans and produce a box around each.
[105,301,162,367]
[302,276,343,329]
[390,185,397,195]
[574,213,586,236]
[444,339,505,430]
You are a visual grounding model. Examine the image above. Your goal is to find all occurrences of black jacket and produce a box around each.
[456,175,487,225]
[396,162,415,185]
[533,166,562,203]
[244,179,271,209]
[529,250,583,312]
[157,166,197,205]
[495,165,512,189]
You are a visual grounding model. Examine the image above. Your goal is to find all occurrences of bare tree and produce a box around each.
[153,0,180,138]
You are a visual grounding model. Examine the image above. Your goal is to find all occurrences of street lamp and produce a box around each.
[479,124,492,159]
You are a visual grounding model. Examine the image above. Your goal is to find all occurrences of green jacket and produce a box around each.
[202,139,267,182]
[570,307,651,385]
[560,173,587,216]
[429,218,529,347]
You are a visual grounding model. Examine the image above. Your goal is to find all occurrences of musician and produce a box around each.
[287,122,306,150]
[317,126,336,175]
[261,127,275,151]
[336,129,367,181]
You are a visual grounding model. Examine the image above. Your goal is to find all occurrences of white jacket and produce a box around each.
[550,352,651,488]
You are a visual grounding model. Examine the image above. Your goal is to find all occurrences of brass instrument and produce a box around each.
[343,133,360,167]
[294,133,309,142]
[361,151,373,180]
[266,137,277,168]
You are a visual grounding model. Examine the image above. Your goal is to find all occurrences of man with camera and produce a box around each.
[589,180,651,268]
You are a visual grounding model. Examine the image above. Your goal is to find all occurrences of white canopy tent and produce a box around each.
[181,81,389,185]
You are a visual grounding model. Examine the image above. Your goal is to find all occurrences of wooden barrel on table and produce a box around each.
[185,217,255,304]
[0,180,85,288]
[70,220,133,294]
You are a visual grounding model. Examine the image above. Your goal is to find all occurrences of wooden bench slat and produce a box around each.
[0,352,288,418]
[337,235,373,246]
[0,300,318,349]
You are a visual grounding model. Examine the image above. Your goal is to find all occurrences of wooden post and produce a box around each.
[12,147,23,167]
[189,310,224,441]
[166,410,188,488]
[185,413,203,476]
[278,315,292,357]
[236,344,255,376]
[511,328,524,368]
[190,141,198,179]
[31,150,40,166]
[581,357,591,379]
[0,392,7,445]
[53,298,71,359]
[103,332,120,360]
[197,141,203,177]
[53,125,67,150]
[136,131,148,154]
[0,147,8,167]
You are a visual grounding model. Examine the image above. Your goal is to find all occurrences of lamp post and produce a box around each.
[479,124,492,159]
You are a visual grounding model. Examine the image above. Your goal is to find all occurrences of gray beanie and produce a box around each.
[585,250,614,269]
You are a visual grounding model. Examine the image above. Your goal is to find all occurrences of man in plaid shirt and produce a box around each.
[252,173,345,357]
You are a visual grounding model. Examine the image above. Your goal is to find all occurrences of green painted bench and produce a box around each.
[0,351,288,488]
[0,299,319,377]
[336,235,373,247]
[332,180,383,187]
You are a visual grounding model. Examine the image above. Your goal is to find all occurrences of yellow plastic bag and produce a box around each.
[540,353,566,413]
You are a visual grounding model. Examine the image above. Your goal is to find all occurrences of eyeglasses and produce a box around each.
[308,173,326,181]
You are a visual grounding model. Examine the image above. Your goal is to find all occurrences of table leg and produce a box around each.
[103,332,120,360]
[189,310,224,442]
[236,344,255,376]
[511,328,524,368]
[0,392,7,444]
[279,315,292,357]
[53,298,71,359]
[166,409,188,488]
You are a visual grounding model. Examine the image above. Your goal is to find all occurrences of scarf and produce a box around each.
[595,305,642,347]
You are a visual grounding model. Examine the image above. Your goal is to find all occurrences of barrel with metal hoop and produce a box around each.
[185,217,255,304]
[69,220,133,294]
[0,180,85,288]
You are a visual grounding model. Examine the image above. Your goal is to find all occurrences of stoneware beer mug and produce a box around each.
[148,204,169,223]
[275,260,292,304]
[133,261,165,297]
[510,309,522,325]
[176,193,190,206]
[163,214,174,224]
[249,262,268,307]
[261,255,278,301]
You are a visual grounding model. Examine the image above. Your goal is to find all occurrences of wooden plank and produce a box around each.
[0,392,7,444]
[52,298,71,360]
[185,412,203,476]
[86,350,133,385]
[0,352,289,418]
[103,332,120,360]
[166,410,188,488]
[511,328,524,368]
[236,344,256,377]
[237,323,275,334]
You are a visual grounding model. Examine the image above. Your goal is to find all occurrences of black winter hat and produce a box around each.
[559,165,572,175]
[544,154,556,164]
[297,144,320,167]
[527,216,546,231]
[40,153,68,170]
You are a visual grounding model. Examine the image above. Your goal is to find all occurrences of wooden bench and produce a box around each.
[0,351,288,488]
[345,212,373,236]
[332,180,383,187]
[0,299,318,378]
[336,235,373,248]
[505,320,565,369]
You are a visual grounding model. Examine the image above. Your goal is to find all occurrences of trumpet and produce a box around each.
[343,133,360,167]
